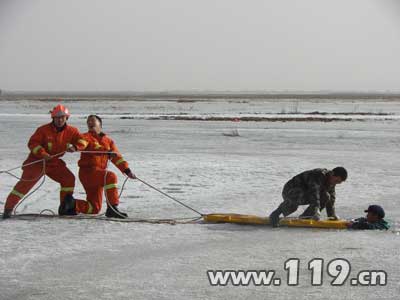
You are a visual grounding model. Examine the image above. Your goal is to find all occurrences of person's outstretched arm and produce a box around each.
[110,139,136,179]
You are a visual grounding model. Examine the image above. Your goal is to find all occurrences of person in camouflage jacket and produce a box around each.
[269,167,348,227]
[347,205,390,230]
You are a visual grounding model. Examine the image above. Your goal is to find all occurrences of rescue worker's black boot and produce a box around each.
[105,205,128,219]
[58,194,77,216]
[2,208,12,219]
[269,208,282,228]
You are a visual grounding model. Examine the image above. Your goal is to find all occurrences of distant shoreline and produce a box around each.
[1,91,400,101]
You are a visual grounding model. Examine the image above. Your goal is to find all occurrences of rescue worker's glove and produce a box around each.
[66,144,77,153]
[124,168,136,179]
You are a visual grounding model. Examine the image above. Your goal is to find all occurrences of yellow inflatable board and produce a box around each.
[203,213,348,229]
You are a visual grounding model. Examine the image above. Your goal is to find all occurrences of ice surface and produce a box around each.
[0,98,399,299]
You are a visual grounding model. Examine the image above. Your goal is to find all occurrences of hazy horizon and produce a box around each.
[3,90,400,94]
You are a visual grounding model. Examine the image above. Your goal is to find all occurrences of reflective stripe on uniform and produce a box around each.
[115,158,125,165]
[10,189,25,199]
[87,202,93,214]
[104,183,118,190]
[77,139,88,147]
[94,142,102,150]
[60,187,74,192]
[32,145,43,155]
[47,142,53,152]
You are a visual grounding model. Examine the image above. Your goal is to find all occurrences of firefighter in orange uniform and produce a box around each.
[74,115,135,219]
[2,104,88,219]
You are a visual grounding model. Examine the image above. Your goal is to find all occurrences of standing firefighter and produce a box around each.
[72,115,136,219]
[2,104,88,219]
[269,167,348,227]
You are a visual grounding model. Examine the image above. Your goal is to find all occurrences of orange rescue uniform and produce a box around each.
[5,122,88,210]
[75,131,130,214]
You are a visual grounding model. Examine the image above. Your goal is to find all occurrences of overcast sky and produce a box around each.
[0,0,399,92]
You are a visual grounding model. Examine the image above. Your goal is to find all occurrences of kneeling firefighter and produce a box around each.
[71,115,136,219]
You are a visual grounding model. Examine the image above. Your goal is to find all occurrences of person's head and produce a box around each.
[50,104,70,128]
[365,205,385,222]
[87,115,102,133]
[328,166,348,185]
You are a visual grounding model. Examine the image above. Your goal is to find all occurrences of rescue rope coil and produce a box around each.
[3,156,394,230]
[0,150,117,214]
[4,212,203,225]
[1,150,205,221]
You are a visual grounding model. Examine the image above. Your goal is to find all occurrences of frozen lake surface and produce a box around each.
[0,98,399,299]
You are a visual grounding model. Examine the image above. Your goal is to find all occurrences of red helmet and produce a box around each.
[51,104,70,118]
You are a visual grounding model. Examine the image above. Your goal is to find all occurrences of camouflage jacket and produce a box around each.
[286,168,336,216]
[350,217,390,230]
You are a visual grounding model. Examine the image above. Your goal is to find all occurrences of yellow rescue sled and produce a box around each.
[203,213,348,229]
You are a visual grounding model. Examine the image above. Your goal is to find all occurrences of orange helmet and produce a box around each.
[50,104,70,118]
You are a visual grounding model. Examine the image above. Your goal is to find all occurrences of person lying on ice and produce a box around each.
[269,167,348,227]
[2,104,89,219]
[70,115,136,219]
[347,205,390,230]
